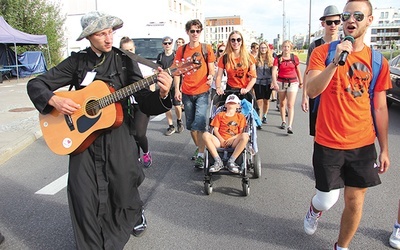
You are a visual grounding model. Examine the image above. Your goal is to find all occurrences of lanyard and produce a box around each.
[92,54,106,72]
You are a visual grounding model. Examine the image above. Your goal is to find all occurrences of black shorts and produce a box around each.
[169,87,182,106]
[254,83,272,100]
[313,142,381,192]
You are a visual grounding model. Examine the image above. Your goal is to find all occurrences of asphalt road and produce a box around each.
[1,67,400,249]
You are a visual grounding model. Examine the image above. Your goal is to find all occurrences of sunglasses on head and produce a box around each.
[230,38,242,43]
[341,11,365,22]
[325,20,341,26]
[189,29,202,34]
[163,42,172,45]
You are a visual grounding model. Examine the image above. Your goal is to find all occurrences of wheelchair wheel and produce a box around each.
[204,180,213,195]
[242,178,250,196]
[253,153,262,178]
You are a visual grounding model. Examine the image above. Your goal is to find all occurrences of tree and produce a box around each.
[0,0,65,67]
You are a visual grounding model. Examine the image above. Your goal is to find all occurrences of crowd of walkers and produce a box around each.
[4,1,394,249]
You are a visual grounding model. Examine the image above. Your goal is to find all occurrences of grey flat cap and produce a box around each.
[77,11,123,41]
[319,5,341,21]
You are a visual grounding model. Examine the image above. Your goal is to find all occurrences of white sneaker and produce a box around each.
[304,207,321,235]
[390,226,400,249]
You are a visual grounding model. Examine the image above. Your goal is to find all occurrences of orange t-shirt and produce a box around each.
[307,44,392,149]
[211,111,246,140]
[217,55,257,89]
[174,43,216,95]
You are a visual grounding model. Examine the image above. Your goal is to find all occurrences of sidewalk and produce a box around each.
[0,77,42,165]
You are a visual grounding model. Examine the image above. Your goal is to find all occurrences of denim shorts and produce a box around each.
[182,92,209,131]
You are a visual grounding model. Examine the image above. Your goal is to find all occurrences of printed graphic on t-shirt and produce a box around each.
[226,120,239,136]
[234,63,245,79]
[345,62,371,99]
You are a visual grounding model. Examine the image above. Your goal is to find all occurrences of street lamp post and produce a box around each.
[281,0,286,41]
[308,0,312,45]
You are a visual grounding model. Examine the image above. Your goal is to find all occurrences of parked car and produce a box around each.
[388,54,400,107]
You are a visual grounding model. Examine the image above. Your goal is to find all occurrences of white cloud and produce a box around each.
[204,0,400,42]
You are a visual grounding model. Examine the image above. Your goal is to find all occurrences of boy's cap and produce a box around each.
[225,94,240,104]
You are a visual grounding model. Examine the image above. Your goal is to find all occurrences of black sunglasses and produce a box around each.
[218,49,224,53]
[342,11,365,22]
[325,20,341,26]
[189,29,202,34]
[230,38,242,43]
[163,42,172,45]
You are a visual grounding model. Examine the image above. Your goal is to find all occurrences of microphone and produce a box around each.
[338,36,354,66]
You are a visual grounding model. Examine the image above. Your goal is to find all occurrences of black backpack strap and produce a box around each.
[69,49,88,91]
[181,44,187,60]
[201,43,209,75]
[314,38,323,47]
[223,54,228,68]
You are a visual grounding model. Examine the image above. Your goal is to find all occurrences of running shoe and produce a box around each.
[191,148,199,160]
[390,225,400,249]
[227,161,240,174]
[177,119,184,133]
[194,156,204,169]
[304,206,322,235]
[209,161,223,172]
[132,209,147,237]
[142,152,152,168]
[165,126,175,136]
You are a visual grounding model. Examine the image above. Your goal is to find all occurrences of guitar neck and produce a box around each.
[98,68,172,108]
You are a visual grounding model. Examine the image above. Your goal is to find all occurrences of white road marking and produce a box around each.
[151,113,166,122]
[35,173,68,195]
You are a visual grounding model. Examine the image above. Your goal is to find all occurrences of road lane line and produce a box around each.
[151,113,165,122]
[35,173,68,195]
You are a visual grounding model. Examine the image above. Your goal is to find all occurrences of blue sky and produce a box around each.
[203,0,400,42]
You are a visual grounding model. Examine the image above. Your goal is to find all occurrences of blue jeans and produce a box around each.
[182,92,209,132]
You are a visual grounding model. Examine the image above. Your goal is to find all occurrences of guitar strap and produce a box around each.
[118,48,160,69]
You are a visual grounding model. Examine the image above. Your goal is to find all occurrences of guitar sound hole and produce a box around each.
[86,100,100,116]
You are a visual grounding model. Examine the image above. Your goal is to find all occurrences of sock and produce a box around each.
[309,205,321,218]
[214,156,222,164]
[169,124,174,128]
[335,243,348,250]
[228,156,236,163]
[395,221,400,228]
[197,152,204,158]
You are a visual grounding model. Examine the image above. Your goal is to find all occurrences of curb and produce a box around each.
[0,128,42,165]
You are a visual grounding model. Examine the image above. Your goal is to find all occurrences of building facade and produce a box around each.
[370,7,400,50]
[204,16,257,50]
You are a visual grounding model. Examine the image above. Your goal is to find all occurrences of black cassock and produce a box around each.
[27,47,171,249]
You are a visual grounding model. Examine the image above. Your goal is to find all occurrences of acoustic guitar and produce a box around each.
[39,54,201,155]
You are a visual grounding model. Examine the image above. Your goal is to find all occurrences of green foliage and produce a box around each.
[0,0,65,67]
[382,50,400,61]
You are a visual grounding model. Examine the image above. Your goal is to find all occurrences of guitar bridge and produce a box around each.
[64,114,75,131]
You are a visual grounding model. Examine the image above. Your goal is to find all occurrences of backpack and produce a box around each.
[181,43,209,74]
[277,53,297,69]
[311,41,383,136]
[156,50,176,69]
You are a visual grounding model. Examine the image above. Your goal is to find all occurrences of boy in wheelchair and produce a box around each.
[203,94,249,174]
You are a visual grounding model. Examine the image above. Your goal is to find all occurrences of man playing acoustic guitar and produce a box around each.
[27,11,175,249]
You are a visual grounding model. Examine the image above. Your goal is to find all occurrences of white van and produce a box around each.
[132,38,164,78]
